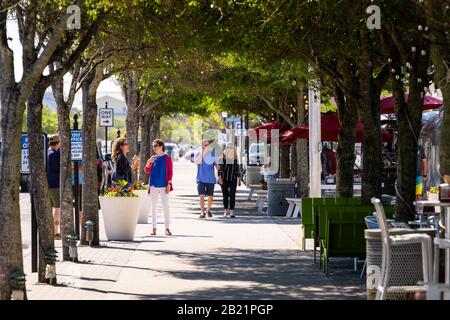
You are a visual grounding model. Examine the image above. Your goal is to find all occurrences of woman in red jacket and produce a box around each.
[144,139,173,236]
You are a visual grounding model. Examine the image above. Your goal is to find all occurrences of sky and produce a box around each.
[6,17,124,109]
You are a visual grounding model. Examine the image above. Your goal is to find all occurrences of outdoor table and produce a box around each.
[320,184,362,190]
[414,200,450,299]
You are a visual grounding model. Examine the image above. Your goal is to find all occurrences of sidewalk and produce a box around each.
[25,160,365,300]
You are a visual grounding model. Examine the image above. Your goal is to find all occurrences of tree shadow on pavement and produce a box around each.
[130,247,366,300]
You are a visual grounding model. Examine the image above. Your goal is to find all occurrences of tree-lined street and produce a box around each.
[1,0,449,302]
[23,160,364,300]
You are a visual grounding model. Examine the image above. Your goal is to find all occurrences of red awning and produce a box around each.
[380,94,443,114]
[281,112,393,143]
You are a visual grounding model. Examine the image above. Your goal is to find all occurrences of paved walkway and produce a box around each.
[24,160,365,300]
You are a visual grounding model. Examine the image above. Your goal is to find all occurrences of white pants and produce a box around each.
[150,187,171,229]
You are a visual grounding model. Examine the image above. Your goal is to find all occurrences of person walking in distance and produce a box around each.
[218,143,242,218]
[195,139,219,218]
[47,134,61,239]
[145,139,173,236]
[416,145,427,200]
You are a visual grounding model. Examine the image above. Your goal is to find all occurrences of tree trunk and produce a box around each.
[122,72,141,179]
[425,0,450,177]
[392,81,422,222]
[140,112,153,182]
[295,82,309,197]
[0,91,26,299]
[335,86,358,197]
[56,98,75,260]
[125,106,139,176]
[387,26,430,221]
[27,85,57,283]
[358,66,383,204]
[391,39,429,222]
[280,144,290,178]
[80,70,101,246]
[290,142,297,181]
[150,114,161,143]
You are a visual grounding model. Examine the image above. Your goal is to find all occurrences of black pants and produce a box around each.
[221,180,237,210]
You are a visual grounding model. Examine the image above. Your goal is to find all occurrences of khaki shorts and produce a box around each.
[48,188,60,208]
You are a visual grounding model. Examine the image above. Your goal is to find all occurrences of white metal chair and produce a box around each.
[427,237,450,300]
[371,198,433,300]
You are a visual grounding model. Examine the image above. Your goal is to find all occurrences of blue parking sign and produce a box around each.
[71,130,83,161]
[21,133,47,174]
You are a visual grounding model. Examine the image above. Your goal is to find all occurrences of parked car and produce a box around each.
[165,142,180,161]
[248,143,265,165]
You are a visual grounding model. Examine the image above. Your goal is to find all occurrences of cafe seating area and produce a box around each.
[298,195,450,300]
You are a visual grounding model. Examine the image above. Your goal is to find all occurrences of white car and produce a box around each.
[248,143,265,165]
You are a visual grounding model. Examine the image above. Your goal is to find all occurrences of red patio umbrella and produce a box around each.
[380,94,443,114]
[251,121,291,142]
[332,94,443,114]
[280,112,392,143]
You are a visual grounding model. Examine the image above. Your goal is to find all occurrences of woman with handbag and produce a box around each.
[218,143,241,218]
[144,139,173,236]
[111,138,138,183]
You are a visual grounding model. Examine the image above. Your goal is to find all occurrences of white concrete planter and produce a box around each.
[136,190,151,224]
[99,196,142,241]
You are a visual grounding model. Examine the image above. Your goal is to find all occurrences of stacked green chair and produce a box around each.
[320,205,368,275]
[301,198,314,251]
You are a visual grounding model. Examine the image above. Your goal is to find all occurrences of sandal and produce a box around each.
[165,229,172,236]
[151,228,157,236]
[199,211,206,218]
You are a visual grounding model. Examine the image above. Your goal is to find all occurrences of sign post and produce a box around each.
[21,133,47,273]
[71,115,82,238]
[99,102,114,155]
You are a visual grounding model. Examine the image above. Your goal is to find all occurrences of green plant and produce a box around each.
[260,179,268,190]
[104,180,138,197]
[133,180,148,191]
[429,187,439,194]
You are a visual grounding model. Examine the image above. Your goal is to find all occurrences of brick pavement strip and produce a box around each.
[24,160,365,300]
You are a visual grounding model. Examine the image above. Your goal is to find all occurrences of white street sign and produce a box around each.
[21,134,47,174]
[218,133,228,145]
[71,130,83,161]
[99,108,114,127]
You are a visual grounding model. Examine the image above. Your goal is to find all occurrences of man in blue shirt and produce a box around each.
[195,139,219,218]
[47,134,61,239]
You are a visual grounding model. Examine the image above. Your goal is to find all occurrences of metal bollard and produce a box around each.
[10,270,26,300]
[84,220,95,246]
[45,247,58,285]
[67,234,78,261]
